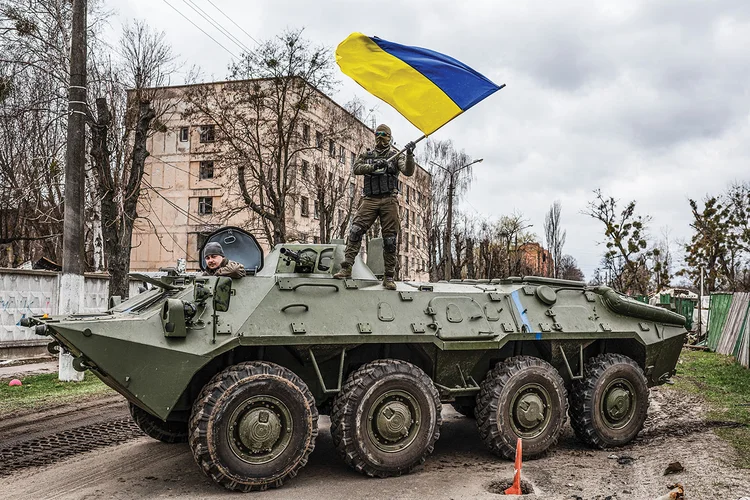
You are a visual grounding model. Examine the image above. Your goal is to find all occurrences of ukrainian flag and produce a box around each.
[336,33,502,136]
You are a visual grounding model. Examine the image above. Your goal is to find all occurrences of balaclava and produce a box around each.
[375,124,392,151]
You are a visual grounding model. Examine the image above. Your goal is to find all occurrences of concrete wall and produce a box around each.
[0,269,140,357]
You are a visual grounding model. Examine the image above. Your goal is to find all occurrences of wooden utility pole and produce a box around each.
[59,0,87,381]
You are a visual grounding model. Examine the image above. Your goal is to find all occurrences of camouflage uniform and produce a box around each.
[336,124,415,288]
[203,258,246,279]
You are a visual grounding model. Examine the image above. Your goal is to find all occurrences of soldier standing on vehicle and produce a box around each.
[333,124,415,289]
[203,242,246,278]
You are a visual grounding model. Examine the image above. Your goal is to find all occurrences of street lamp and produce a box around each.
[429,158,483,280]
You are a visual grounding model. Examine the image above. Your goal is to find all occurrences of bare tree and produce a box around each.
[183,28,339,246]
[544,200,566,278]
[87,20,177,297]
[558,254,584,281]
[584,190,654,295]
[418,139,474,280]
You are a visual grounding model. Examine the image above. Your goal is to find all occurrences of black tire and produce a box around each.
[129,402,188,444]
[189,361,318,492]
[330,359,442,477]
[475,356,568,459]
[450,402,476,418]
[570,353,649,448]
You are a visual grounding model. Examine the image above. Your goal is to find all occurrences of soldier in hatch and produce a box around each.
[203,242,246,279]
[333,124,415,290]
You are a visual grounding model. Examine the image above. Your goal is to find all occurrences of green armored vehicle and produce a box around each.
[23,227,687,492]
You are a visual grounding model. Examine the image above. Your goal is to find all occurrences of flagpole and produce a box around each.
[387,134,427,162]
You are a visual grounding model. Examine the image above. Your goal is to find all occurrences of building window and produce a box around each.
[338,209,344,224]
[316,131,323,149]
[339,145,345,164]
[199,125,215,143]
[349,182,355,198]
[404,208,409,228]
[350,152,356,166]
[315,164,322,179]
[199,161,214,180]
[198,197,213,215]
[406,185,410,203]
[303,123,310,144]
[313,236,320,244]
[301,160,309,179]
[415,234,419,249]
[314,199,320,219]
[179,127,189,142]
[328,139,335,157]
[405,237,409,252]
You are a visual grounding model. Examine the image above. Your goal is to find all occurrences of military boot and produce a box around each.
[333,264,352,279]
[382,275,397,290]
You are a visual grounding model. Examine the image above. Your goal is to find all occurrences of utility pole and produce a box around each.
[698,265,705,340]
[431,158,482,281]
[59,0,87,382]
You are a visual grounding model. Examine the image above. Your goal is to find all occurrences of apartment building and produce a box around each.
[130,79,431,280]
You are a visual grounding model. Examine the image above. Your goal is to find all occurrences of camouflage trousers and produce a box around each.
[343,195,400,276]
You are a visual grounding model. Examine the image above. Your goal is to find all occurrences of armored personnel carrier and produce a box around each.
[23,227,687,492]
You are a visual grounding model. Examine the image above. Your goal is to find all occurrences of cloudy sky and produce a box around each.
[111,0,750,280]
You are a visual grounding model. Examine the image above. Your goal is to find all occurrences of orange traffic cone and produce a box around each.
[504,438,523,495]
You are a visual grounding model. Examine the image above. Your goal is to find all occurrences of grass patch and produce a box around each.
[0,372,114,418]
[672,349,750,468]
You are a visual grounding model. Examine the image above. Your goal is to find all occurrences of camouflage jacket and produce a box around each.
[203,258,246,278]
[353,146,415,177]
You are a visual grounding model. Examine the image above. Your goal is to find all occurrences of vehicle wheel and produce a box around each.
[129,402,188,444]
[189,361,318,492]
[330,359,442,477]
[475,356,568,459]
[570,353,649,448]
[451,401,476,418]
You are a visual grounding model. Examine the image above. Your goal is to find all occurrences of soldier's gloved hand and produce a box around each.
[404,141,416,154]
[372,160,388,174]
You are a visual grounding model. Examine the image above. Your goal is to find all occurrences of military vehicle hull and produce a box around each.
[24,230,687,492]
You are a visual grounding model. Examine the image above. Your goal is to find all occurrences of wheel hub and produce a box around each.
[515,392,546,429]
[509,383,551,438]
[228,395,292,464]
[238,407,282,452]
[367,389,421,453]
[601,379,636,429]
[375,400,413,442]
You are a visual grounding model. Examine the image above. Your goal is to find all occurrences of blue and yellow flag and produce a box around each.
[336,33,502,136]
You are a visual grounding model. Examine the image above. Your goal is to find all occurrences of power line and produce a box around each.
[141,178,210,226]
[149,154,225,189]
[205,0,261,47]
[160,0,239,59]
[182,0,254,55]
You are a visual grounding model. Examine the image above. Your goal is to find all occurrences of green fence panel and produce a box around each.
[660,294,672,305]
[675,298,695,330]
[707,293,733,351]
[632,295,648,304]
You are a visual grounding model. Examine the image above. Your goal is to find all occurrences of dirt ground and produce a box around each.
[1,386,749,500]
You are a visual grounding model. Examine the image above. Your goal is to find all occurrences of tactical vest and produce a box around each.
[363,150,399,197]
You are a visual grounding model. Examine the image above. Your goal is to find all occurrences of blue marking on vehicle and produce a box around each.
[511,290,536,334]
